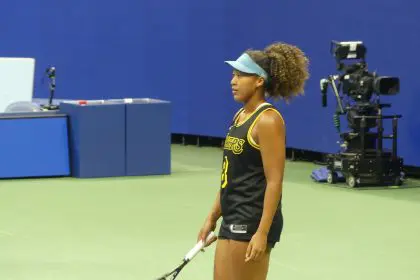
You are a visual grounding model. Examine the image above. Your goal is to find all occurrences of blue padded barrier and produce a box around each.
[125,98,171,176]
[59,102,126,178]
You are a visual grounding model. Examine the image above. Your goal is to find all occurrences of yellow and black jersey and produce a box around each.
[219,102,284,243]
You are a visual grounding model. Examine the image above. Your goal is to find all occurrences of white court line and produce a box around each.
[270,257,299,272]
[0,230,13,237]
[172,161,218,172]
[270,256,319,278]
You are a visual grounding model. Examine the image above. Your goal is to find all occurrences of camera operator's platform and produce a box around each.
[0,97,171,179]
[325,151,404,188]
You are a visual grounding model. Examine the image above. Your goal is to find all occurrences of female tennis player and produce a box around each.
[197,42,309,280]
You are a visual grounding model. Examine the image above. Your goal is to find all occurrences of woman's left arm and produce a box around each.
[245,110,286,262]
[257,110,286,235]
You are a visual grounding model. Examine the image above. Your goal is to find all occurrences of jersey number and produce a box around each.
[221,156,229,189]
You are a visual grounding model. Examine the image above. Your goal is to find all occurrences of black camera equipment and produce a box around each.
[320,41,404,187]
[41,66,59,110]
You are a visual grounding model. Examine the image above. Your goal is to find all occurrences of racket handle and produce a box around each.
[184,231,215,261]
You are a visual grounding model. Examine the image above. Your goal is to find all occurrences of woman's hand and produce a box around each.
[197,216,218,247]
[245,231,268,262]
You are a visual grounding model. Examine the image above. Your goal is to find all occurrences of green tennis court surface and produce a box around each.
[1,144,419,279]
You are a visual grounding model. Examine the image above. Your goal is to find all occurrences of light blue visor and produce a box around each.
[225,53,268,80]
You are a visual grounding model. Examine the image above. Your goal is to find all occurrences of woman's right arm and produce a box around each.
[208,190,222,222]
[197,190,221,245]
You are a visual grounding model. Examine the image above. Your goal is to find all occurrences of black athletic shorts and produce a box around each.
[217,219,283,249]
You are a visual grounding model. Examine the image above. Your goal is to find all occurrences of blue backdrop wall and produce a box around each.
[1,0,419,166]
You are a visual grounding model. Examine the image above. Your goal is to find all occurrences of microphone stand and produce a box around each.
[42,66,59,110]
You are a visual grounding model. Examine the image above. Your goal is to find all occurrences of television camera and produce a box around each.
[320,41,404,187]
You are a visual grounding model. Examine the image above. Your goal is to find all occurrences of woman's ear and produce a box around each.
[256,77,265,88]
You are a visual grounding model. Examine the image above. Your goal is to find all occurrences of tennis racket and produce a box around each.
[155,231,216,280]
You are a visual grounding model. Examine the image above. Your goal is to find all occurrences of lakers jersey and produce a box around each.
[219,103,283,242]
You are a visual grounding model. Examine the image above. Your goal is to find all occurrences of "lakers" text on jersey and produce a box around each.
[223,136,245,155]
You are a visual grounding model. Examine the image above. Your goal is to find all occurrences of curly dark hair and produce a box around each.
[246,42,310,102]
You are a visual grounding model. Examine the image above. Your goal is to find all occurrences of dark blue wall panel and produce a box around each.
[0,0,419,166]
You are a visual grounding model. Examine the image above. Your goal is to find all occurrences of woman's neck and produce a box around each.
[243,92,266,113]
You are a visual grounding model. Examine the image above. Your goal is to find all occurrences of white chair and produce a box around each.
[0,57,35,113]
